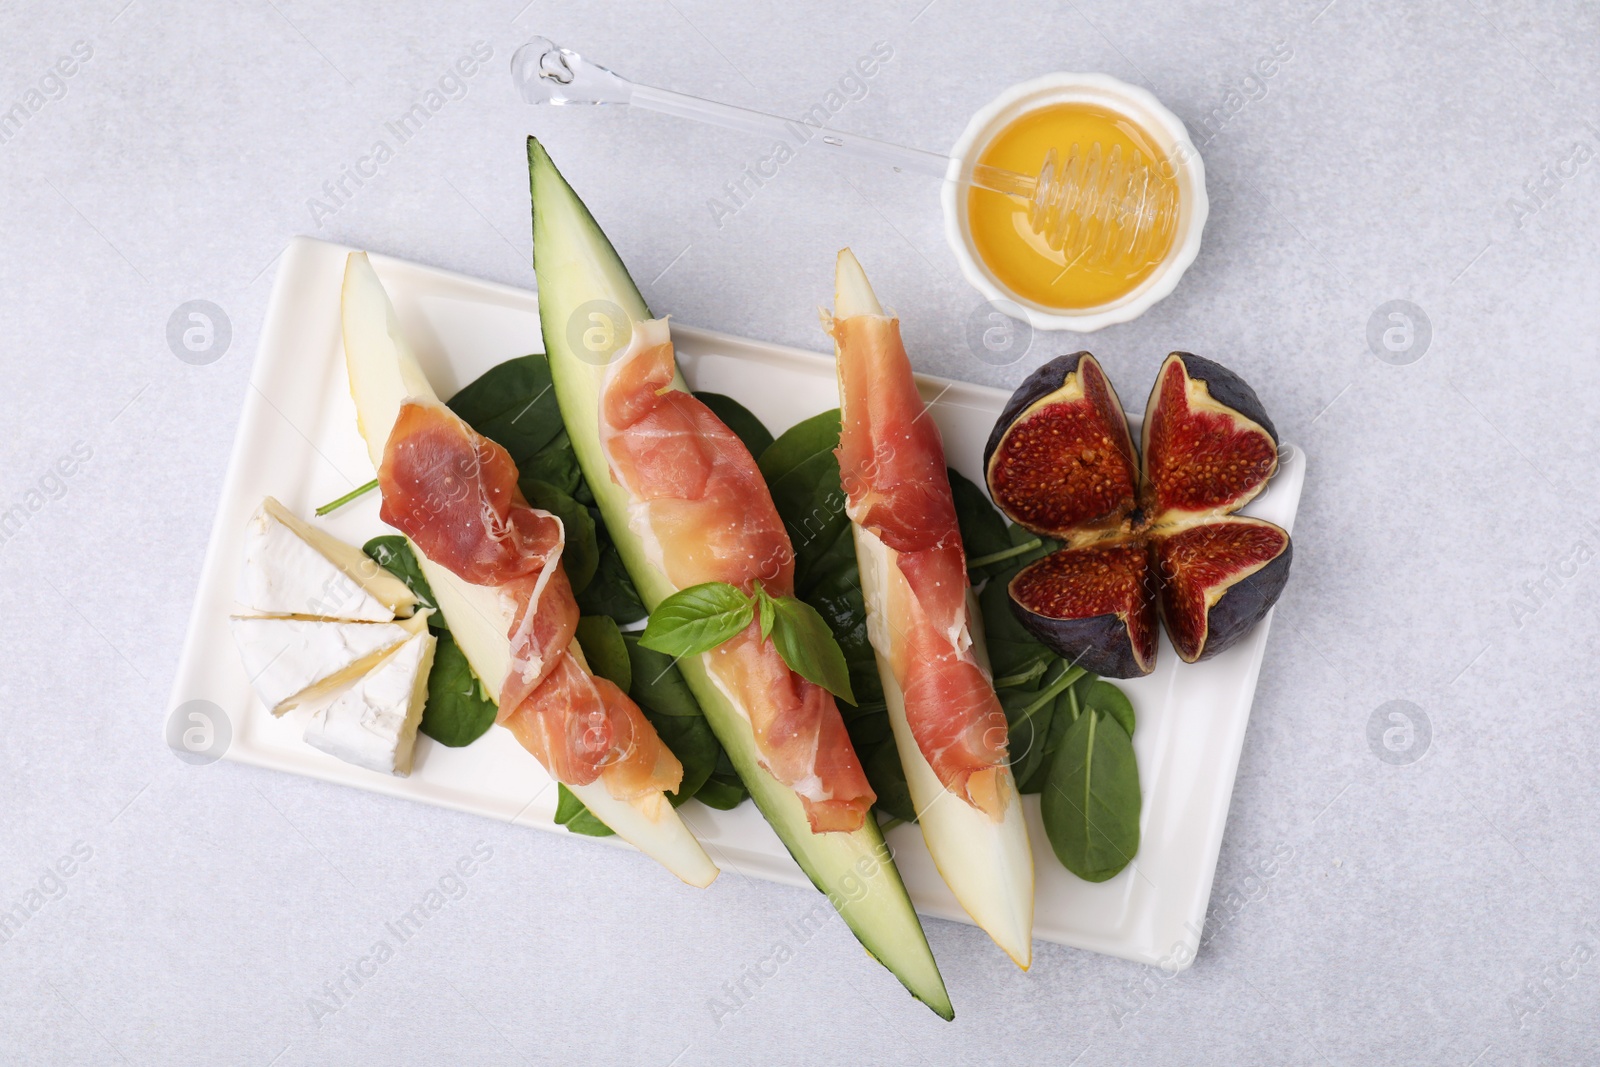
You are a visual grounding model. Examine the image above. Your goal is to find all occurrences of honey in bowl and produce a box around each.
[966,103,1178,310]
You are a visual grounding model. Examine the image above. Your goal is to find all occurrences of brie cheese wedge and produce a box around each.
[305,629,436,775]
[230,611,430,715]
[237,497,419,621]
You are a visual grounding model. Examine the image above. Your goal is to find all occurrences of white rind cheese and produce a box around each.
[305,629,436,775]
[230,612,430,715]
[236,497,419,621]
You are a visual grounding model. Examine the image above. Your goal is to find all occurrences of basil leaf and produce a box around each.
[555,784,616,837]
[577,538,647,624]
[363,536,441,626]
[768,595,855,704]
[574,616,631,692]
[523,479,599,595]
[1041,709,1141,882]
[420,631,498,747]
[694,391,774,458]
[752,582,775,641]
[640,582,754,658]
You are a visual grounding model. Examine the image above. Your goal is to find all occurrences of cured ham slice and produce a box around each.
[831,301,1011,818]
[600,318,875,833]
[377,397,680,800]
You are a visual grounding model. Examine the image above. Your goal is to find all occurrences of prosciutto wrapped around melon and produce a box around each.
[828,249,1034,968]
[342,252,716,888]
[598,318,875,833]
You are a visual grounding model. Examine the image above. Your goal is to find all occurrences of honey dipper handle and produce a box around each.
[512,36,1038,189]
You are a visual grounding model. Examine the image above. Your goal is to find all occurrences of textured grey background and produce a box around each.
[2,0,1597,1063]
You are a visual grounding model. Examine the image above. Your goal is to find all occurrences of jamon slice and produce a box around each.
[600,317,874,833]
[831,279,1007,810]
[501,653,681,801]
[831,248,1033,968]
[986,351,1292,674]
[377,397,677,797]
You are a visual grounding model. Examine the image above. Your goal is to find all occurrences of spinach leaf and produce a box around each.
[420,631,498,746]
[758,409,841,485]
[622,637,705,718]
[948,467,1012,580]
[640,582,755,657]
[364,537,496,747]
[693,774,750,810]
[697,750,750,809]
[577,538,647,624]
[363,536,441,626]
[1041,709,1141,882]
[555,784,616,837]
[574,616,632,692]
[446,354,565,469]
[694,391,774,458]
[524,480,599,595]
[1082,679,1135,737]
[622,635,724,805]
[1003,662,1085,791]
[864,739,917,824]
[517,430,588,501]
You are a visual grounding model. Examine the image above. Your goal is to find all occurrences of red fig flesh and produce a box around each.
[985,352,1292,676]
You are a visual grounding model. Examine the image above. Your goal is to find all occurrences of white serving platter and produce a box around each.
[169,236,1305,968]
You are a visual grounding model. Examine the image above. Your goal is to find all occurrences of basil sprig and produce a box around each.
[640,580,855,704]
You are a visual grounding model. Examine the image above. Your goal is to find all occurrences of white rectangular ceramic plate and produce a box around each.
[170,237,1305,967]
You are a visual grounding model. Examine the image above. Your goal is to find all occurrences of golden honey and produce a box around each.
[967,103,1178,310]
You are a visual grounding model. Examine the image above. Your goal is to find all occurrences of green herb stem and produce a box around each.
[1017,664,1086,722]
[316,478,378,516]
[966,538,1043,571]
[992,659,1049,689]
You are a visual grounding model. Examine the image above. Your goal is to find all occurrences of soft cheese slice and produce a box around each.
[230,611,431,715]
[305,629,436,775]
[237,497,419,621]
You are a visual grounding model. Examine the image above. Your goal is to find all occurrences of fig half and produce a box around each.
[986,352,1292,676]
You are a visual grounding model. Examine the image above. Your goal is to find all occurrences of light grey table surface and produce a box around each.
[3,0,1597,1063]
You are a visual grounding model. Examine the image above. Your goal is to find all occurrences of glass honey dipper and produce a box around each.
[511,38,1179,272]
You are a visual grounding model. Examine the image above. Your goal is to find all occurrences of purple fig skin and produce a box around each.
[1176,539,1294,662]
[982,352,1095,479]
[1162,352,1279,445]
[1006,590,1156,679]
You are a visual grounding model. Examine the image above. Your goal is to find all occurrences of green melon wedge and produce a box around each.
[527,137,952,1020]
